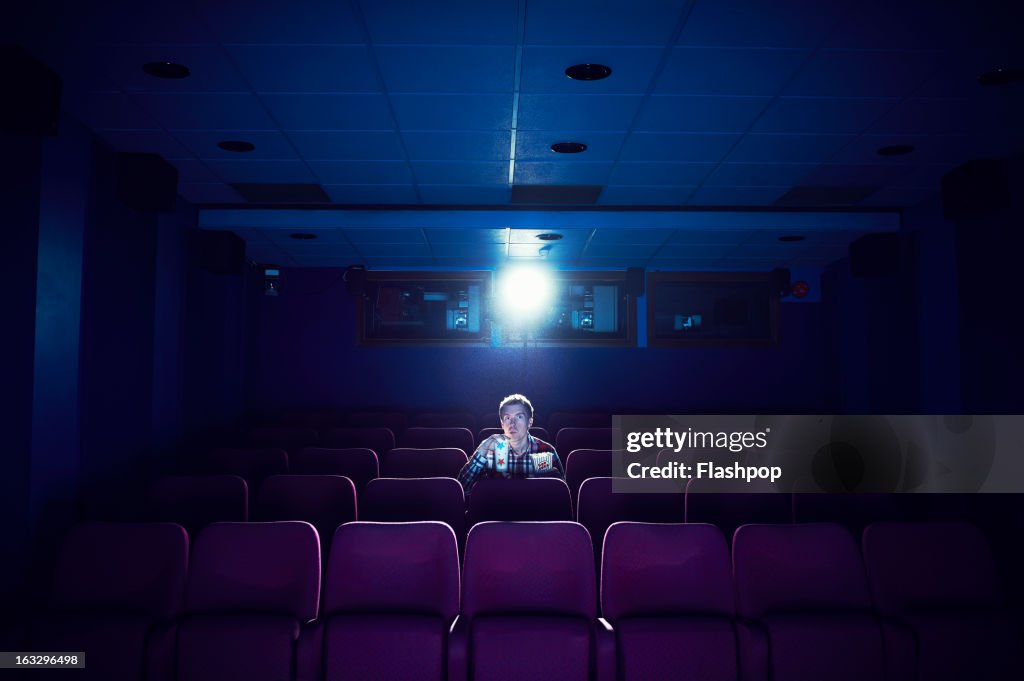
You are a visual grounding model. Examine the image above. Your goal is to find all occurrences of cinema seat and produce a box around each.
[863,521,1020,680]
[733,523,907,681]
[548,411,610,433]
[345,410,409,435]
[466,478,573,526]
[382,447,468,479]
[451,522,612,681]
[602,522,738,681]
[254,475,357,552]
[209,447,288,488]
[400,427,475,454]
[310,522,460,681]
[413,410,477,431]
[792,493,906,538]
[564,449,616,508]
[150,475,248,535]
[29,522,187,681]
[684,478,791,538]
[291,447,379,494]
[361,478,467,551]
[556,427,617,455]
[179,522,320,681]
[476,426,550,445]
[246,426,319,454]
[320,427,395,458]
[577,477,685,568]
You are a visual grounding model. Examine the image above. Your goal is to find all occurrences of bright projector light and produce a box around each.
[497,265,553,318]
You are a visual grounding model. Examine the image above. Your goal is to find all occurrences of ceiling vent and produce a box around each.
[511,184,603,205]
[774,186,878,207]
[231,183,330,204]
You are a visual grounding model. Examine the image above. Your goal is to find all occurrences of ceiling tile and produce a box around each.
[204,160,317,184]
[589,228,674,244]
[198,0,366,43]
[361,0,519,44]
[97,44,248,92]
[403,132,512,161]
[418,185,512,204]
[260,94,396,130]
[753,97,898,134]
[636,96,769,132]
[725,134,854,163]
[607,163,715,186]
[513,162,612,185]
[509,229,590,244]
[518,95,642,130]
[344,228,427,244]
[390,94,513,130]
[656,48,809,96]
[97,129,193,158]
[520,46,663,94]
[784,49,943,97]
[515,131,626,161]
[583,243,660,258]
[412,162,509,185]
[226,45,381,92]
[288,131,405,161]
[687,187,791,206]
[172,130,299,160]
[597,186,695,205]
[129,93,280,129]
[323,185,419,204]
[620,133,740,163]
[525,0,686,45]
[308,161,413,184]
[375,45,515,93]
[679,0,846,48]
[705,163,816,186]
[426,229,508,244]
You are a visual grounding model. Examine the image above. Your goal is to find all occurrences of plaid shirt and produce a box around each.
[457,434,563,495]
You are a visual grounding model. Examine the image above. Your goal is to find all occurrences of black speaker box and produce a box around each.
[849,233,901,278]
[0,45,61,136]
[941,159,1010,221]
[193,230,246,276]
[115,153,178,213]
[626,267,645,297]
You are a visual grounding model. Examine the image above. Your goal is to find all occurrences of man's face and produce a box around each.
[499,404,532,440]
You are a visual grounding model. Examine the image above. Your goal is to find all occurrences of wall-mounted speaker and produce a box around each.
[849,233,901,278]
[0,45,61,136]
[626,266,645,297]
[115,153,178,213]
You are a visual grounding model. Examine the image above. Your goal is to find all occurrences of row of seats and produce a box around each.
[238,425,613,456]
[19,520,1016,681]
[270,408,611,434]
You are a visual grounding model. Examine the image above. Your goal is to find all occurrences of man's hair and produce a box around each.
[498,393,534,420]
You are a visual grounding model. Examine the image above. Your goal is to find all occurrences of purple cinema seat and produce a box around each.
[556,427,617,456]
[361,478,467,549]
[382,447,468,479]
[564,449,616,508]
[451,522,612,681]
[150,475,248,535]
[863,521,1020,680]
[412,411,477,431]
[792,493,907,538]
[465,478,573,526]
[602,522,738,681]
[247,426,319,454]
[733,523,901,681]
[577,477,686,568]
[476,427,550,446]
[684,477,791,538]
[548,412,610,434]
[30,522,187,681]
[320,427,395,458]
[179,522,320,681]
[291,447,379,493]
[311,522,460,681]
[209,447,288,488]
[255,475,357,552]
[345,410,409,435]
[399,427,475,454]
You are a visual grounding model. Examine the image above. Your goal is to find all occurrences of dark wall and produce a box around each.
[249,269,830,418]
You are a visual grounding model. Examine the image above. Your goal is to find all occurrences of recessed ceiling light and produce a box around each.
[877,144,914,157]
[142,61,191,79]
[565,63,612,81]
[536,233,563,241]
[550,142,587,154]
[289,233,317,240]
[977,68,1024,86]
[218,140,256,153]
[778,235,806,242]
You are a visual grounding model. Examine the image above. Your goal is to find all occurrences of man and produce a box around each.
[457,394,563,496]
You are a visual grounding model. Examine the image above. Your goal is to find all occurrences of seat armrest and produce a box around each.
[595,618,616,681]
[448,616,468,681]
[295,619,323,681]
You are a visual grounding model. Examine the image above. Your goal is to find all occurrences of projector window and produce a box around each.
[648,272,779,347]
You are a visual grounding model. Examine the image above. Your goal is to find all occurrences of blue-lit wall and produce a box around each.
[249,269,831,418]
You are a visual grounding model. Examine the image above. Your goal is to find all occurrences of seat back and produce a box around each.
[320,427,394,458]
[792,493,907,537]
[255,475,357,550]
[564,449,615,507]
[246,426,318,453]
[412,411,477,431]
[291,447,379,493]
[382,447,468,479]
[548,412,609,434]
[466,478,573,526]
[150,475,248,534]
[400,427,475,454]
[209,448,288,488]
[555,427,616,455]
[685,477,791,537]
[346,410,409,435]
[477,426,550,445]
[361,477,466,543]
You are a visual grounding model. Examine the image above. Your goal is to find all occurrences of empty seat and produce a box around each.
[255,475,357,551]
[602,522,737,681]
[346,410,409,434]
[685,477,791,537]
[150,475,248,534]
[563,449,616,507]
[577,477,685,568]
[316,522,460,681]
[278,408,344,428]
[320,427,394,458]
[548,411,610,434]
[361,478,467,550]
[792,493,906,537]
[209,448,288,488]
[477,426,550,445]
[733,523,904,681]
[556,427,616,455]
[400,426,475,454]
[291,447,379,493]
[382,447,468,479]
[863,521,1019,680]
[452,522,610,681]
[413,411,477,431]
[29,522,187,681]
[246,426,318,453]
[179,522,320,681]
[466,478,573,526]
